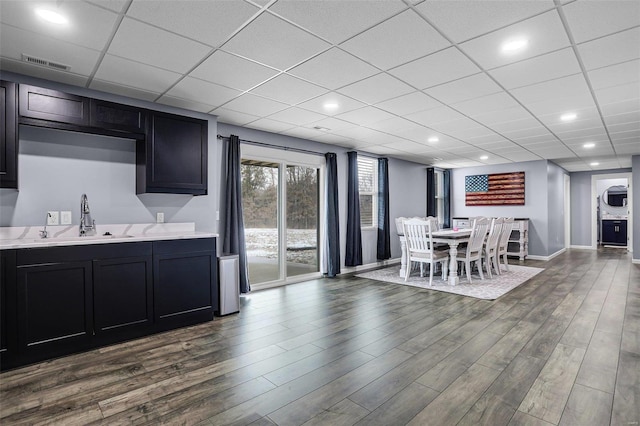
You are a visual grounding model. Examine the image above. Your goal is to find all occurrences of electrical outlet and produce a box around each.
[47,211,59,226]
[61,211,72,225]
[156,212,164,223]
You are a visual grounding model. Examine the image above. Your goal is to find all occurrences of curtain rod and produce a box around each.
[217,134,325,157]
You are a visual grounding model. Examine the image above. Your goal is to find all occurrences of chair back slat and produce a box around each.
[498,217,514,252]
[468,217,490,254]
[403,218,437,255]
[486,217,504,253]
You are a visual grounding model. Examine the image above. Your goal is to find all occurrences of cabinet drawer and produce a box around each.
[90,99,146,133]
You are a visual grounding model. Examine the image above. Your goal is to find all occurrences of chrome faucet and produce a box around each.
[39,212,51,239]
[79,194,96,236]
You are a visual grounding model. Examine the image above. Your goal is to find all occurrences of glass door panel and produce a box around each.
[286,165,319,278]
[241,160,279,284]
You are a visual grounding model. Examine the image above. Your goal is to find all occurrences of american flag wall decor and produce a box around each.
[465,172,525,206]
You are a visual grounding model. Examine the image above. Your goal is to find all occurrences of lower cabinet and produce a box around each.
[153,239,217,330]
[2,237,217,370]
[602,220,627,246]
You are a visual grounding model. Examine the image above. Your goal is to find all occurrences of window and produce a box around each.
[358,156,377,228]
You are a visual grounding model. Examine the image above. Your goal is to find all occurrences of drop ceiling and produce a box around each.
[1,0,638,172]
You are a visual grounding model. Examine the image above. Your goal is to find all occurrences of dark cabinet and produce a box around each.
[602,220,627,246]
[1,250,17,367]
[93,255,153,340]
[19,84,89,126]
[153,238,217,329]
[0,80,18,188]
[138,112,208,195]
[89,98,146,134]
[16,260,93,362]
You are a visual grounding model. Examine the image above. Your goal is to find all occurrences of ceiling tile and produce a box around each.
[221,12,330,70]
[453,92,521,117]
[310,133,354,146]
[366,117,426,133]
[395,126,442,144]
[127,0,259,47]
[489,48,581,90]
[109,18,210,74]
[562,0,640,43]
[335,106,396,125]
[502,151,543,162]
[156,95,215,113]
[470,105,534,126]
[595,83,640,106]
[246,118,296,133]
[417,0,554,43]
[211,107,260,126]
[1,58,89,87]
[588,60,640,91]
[266,107,327,126]
[289,48,378,90]
[389,47,480,89]
[297,92,367,116]
[165,76,242,108]
[459,11,570,69]
[308,117,355,132]
[405,105,466,126]
[0,0,118,50]
[341,10,450,70]
[222,93,289,116]
[510,74,594,114]
[374,91,443,116]
[89,79,158,102]
[426,73,503,104]
[86,1,128,13]
[338,73,414,105]
[578,27,640,70]
[605,111,640,126]
[269,0,406,44]
[0,24,101,76]
[250,74,328,105]
[94,54,181,94]
[190,50,279,91]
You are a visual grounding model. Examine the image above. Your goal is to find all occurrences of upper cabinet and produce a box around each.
[0,80,18,188]
[89,98,146,134]
[11,81,208,195]
[19,84,89,127]
[138,112,208,195]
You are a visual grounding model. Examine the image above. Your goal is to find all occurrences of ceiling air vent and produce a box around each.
[22,54,71,72]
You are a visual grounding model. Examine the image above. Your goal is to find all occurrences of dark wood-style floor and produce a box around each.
[1,248,638,425]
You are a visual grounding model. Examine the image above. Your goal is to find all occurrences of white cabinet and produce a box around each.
[507,219,528,260]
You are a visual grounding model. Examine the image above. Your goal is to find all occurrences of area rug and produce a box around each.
[356,264,544,300]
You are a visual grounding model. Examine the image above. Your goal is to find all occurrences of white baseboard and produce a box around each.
[342,258,400,274]
[527,248,566,261]
[632,258,640,265]
[570,245,595,250]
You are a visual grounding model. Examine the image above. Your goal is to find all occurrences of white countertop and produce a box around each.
[0,223,217,250]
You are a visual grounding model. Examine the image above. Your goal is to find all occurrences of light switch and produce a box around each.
[61,211,72,225]
[156,212,164,223]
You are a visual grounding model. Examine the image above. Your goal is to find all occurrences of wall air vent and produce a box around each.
[22,54,71,71]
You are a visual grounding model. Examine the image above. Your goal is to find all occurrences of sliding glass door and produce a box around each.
[241,147,322,287]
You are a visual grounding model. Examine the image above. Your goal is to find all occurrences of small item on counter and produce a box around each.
[103,232,112,236]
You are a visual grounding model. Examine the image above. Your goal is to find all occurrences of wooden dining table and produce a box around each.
[431,228,472,286]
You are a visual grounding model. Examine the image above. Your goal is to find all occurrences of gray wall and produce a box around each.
[569,168,633,247]
[0,71,220,232]
[451,160,552,257]
[218,122,428,267]
[634,155,640,260]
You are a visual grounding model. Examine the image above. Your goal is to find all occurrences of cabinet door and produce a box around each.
[0,80,18,188]
[19,84,89,126]
[142,112,208,195]
[602,221,615,244]
[618,221,628,245]
[90,99,146,134]
[93,256,153,337]
[0,250,17,367]
[17,261,93,361]
[153,240,216,329]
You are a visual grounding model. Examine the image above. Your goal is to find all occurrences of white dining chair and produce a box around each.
[457,217,490,283]
[483,217,504,279]
[403,218,449,286]
[496,217,514,273]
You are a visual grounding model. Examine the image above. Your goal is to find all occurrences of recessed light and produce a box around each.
[590,162,599,166]
[560,112,577,122]
[501,38,528,53]
[583,142,595,148]
[480,155,489,160]
[323,102,339,110]
[35,8,68,25]
[427,136,439,143]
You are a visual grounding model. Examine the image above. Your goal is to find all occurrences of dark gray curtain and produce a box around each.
[377,158,391,260]
[443,169,451,229]
[325,153,340,277]
[223,135,250,293]
[346,151,362,266]
[426,167,436,217]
